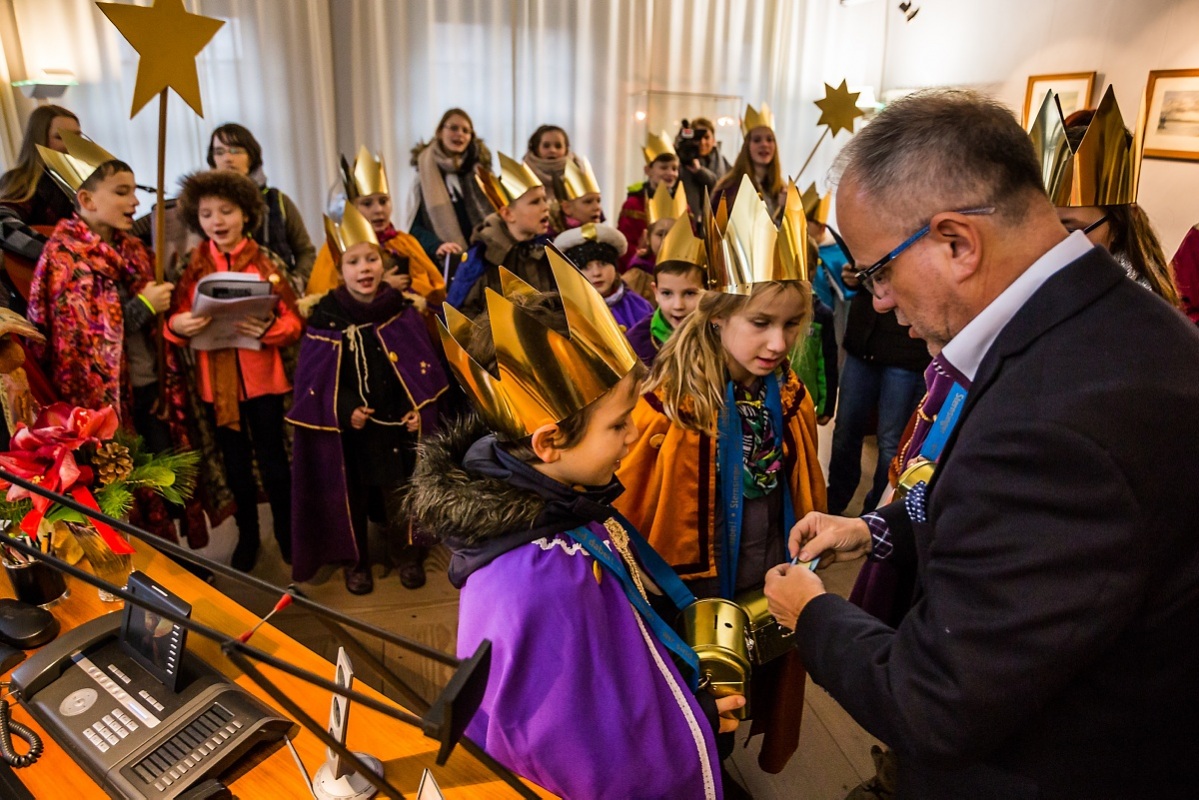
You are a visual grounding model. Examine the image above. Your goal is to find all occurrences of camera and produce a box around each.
[675,119,709,165]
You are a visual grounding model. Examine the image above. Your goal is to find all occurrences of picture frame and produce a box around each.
[1022,72,1096,127]
[1143,68,1199,161]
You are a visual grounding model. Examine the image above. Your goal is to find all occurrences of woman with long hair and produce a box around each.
[712,107,785,219]
[0,105,81,307]
[407,108,493,264]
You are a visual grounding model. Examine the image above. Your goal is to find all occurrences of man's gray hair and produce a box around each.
[833,89,1046,229]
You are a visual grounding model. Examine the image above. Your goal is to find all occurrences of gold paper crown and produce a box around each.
[324,203,380,264]
[438,247,638,441]
[36,131,121,196]
[705,176,809,295]
[476,152,544,211]
[1028,85,1144,207]
[559,158,601,199]
[741,103,775,135]
[655,217,707,270]
[800,182,831,226]
[642,131,676,164]
[341,145,390,201]
[646,182,689,226]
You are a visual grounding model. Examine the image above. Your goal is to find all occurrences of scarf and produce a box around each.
[649,307,673,346]
[522,151,590,196]
[733,379,783,499]
[331,284,410,326]
[603,281,626,307]
[417,142,473,249]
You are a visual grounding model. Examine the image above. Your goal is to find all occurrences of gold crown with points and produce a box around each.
[476,152,544,212]
[324,203,380,264]
[36,131,121,196]
[655,216,707,270]
[559,158,602,199]
[741,103,775,135]
[776,181,812,283]
[438,246,638,441]
[800,182,831,226]
[646,181,688,226]
[705,175,808,294]
[642,131,676,164]
[341,145,390,201]
[1028,85,1145,207]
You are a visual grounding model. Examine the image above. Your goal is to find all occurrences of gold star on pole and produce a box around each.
[814,79,866,137]
[97,0,224,118]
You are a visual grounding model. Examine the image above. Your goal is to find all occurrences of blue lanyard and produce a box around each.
[566,520,701,691]
[716,373,797,601]
[919,382,968,462]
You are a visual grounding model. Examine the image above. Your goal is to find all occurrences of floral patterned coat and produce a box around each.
[27,216,152,421]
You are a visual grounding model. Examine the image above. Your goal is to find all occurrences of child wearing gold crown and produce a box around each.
[405,251,743,799]
[617,133,683,272]
[305,146,446,306]
[446,153,553,318]
[288,204,448,594]
[27,132,174,423]
[614,177,827,778]
[626,215,709,365]
[546,156,604,235]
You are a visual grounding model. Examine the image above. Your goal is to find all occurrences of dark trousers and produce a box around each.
[132,384,173,454]
[345,477,424,571]
[827,354,924,514]
[211,394,292,559]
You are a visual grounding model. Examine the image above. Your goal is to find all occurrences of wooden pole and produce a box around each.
[155,89,169,416]
[795,127,830,183]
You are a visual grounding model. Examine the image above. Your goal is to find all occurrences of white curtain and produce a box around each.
[8,0,338,230]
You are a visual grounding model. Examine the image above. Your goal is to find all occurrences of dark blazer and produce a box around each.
[796,246,1199,799]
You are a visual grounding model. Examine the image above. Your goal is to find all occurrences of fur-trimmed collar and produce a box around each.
[406,414,623,586]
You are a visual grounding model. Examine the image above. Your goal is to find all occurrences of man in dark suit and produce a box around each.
[764,90,1199,799]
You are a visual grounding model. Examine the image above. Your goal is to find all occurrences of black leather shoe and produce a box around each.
[345,567,374,595]
[399,561,426,590]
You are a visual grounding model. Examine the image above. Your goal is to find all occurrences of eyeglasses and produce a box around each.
[212,146,247,157]
[1081,215,1108,235]
[854,206,995,298]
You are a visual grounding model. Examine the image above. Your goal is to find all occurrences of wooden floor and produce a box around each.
[184,426,886,799]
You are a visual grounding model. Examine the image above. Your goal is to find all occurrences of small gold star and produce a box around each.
[98,0,225,118]
[814,79,866,137]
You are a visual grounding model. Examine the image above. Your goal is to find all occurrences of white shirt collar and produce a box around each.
[941,230,1094,381]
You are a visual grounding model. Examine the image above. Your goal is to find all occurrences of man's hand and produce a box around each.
[435,242,462,258]
[714,694,746,734]
[764,562,826,630]
[140,281,175,313]
[351,407,374,430]
[788,512,872,564]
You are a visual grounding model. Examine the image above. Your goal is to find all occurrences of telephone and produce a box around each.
[8,572,296,799]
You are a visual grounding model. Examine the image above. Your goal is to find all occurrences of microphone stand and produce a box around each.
[0,469,537,799]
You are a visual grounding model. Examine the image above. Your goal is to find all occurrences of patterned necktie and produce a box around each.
[901,354,972,468]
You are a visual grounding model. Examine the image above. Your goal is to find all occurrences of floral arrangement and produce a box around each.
[0,404,199,554]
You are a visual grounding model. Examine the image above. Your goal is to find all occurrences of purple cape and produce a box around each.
[287,307,448,581]
[626,313,659,366]
[457,522,722,799]
[607,285,654,331]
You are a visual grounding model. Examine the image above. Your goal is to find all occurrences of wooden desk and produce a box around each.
[1,542,553,798]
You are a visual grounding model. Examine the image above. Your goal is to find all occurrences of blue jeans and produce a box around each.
[827,354,925,514]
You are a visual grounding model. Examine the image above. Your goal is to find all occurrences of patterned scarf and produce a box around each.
[733,380,782,499]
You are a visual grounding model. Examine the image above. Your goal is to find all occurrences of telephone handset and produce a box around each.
[9,572,295,799]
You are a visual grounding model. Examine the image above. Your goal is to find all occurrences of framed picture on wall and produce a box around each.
[1022,72,1096,127]
[1143,68,1199,161]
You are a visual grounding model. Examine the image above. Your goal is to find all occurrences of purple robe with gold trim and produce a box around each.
[287,304,447,581]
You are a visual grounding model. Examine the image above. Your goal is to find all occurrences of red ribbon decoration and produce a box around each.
[19,487,136,556]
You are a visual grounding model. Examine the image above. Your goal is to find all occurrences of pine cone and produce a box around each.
[94,442,134,486]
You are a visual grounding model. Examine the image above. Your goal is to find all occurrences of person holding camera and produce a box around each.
[676,117,730,215]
